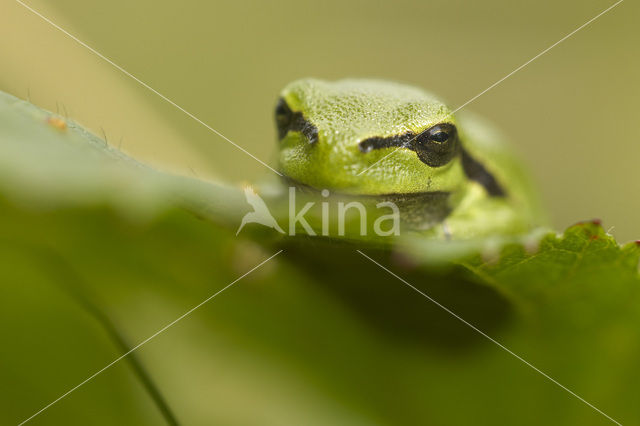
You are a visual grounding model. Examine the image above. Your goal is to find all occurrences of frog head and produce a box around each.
[276,78,466,195]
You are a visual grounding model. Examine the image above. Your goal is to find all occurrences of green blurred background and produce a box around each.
[1,0,638,240]
[2,2,640,425]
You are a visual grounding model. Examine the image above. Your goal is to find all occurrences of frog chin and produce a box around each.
[280,174,453,229]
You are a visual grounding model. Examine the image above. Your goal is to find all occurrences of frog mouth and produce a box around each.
[281,175,448,198]
[281,175,452,228]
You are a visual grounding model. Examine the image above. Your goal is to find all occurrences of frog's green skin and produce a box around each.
[276,78,544,239]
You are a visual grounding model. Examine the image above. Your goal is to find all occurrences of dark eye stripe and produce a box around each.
[359,123,458,167]
[358,132,414,153]
[358,123,506,197]
[460,148,506,197]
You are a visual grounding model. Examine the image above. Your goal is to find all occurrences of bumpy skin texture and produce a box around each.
[277,78,544,238]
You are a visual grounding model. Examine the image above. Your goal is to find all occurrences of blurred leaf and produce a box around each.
[1,91,640,426]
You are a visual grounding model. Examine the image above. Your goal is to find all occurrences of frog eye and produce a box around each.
[427,128,449,143]
[275,98,293,139]
[274,98,319,144]
[413,123,459,167]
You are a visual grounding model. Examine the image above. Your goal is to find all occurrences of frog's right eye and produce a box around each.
[274,98,319,144]
[275,98,293,139]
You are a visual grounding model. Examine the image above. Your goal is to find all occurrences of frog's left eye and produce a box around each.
[427,128,449,143]
[413,123,459,167]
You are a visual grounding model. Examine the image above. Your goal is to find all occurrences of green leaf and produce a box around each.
[2,91,640,425]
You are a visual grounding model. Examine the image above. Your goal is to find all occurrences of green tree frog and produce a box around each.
[275,78,543,239]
